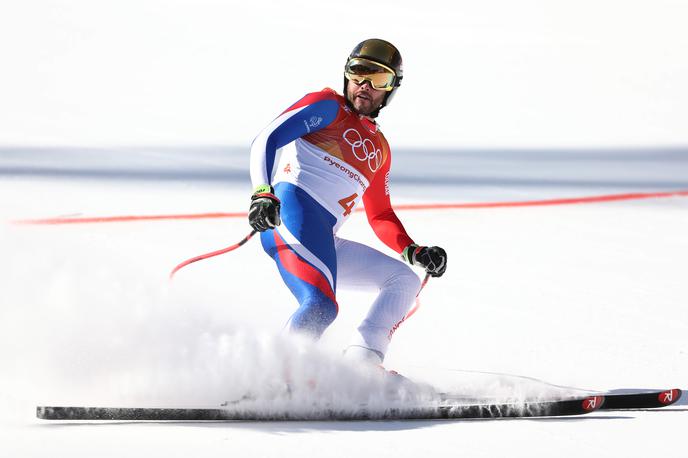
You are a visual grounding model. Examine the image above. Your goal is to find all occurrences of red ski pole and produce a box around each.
[169,229,258,280]
[388,273,431,340]
[403,272,431,320]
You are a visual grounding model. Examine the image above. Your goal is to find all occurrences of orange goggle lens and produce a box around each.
[344,58,396,91]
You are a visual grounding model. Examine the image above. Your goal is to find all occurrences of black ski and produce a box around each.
[439,388,682,412]
[36,395,603,421]
[600,388,681,410]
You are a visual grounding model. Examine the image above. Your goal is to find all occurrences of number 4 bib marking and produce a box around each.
[338,193,358,216]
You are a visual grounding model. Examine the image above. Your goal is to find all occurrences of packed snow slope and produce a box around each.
[1,147,687,457]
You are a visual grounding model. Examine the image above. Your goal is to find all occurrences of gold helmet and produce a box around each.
[344,38,403,117]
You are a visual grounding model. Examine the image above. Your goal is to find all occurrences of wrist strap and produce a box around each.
[251,184,280,203]
[252,192,280,203]
[402,244,419,264]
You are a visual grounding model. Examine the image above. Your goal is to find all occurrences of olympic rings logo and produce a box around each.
[342,128,382,173]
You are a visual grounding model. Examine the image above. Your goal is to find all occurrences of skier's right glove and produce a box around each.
[402,244,447,278]
[248,184,281,232]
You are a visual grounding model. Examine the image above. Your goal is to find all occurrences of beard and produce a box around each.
[350,93,383,116]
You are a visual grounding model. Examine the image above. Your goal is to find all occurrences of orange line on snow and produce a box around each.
[393,189,688,210]
[14,212,247,225]
[13,190,688,225]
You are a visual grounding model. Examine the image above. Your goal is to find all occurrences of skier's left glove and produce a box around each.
[402,244,447,277]
[248,184,281,232]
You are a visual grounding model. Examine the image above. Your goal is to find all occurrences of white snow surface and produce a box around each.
[1,147,687,457]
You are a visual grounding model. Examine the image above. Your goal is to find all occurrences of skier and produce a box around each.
[248,38,447,366]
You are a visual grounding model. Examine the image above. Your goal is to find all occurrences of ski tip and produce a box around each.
[659,389,682,406]
[582,395,605,412]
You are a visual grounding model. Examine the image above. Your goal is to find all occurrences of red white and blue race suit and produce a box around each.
[250,88,420,361]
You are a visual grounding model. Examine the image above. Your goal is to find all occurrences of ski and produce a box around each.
[600,388,681,410]
[439,388,682,412]
[36,395,603,421]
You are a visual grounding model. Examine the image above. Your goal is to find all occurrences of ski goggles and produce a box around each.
[344,58,397,91]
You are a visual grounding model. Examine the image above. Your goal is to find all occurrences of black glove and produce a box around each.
[248,185,281,232]
[402,244,447,277]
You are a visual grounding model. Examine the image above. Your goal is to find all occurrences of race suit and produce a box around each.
[249,88,420,361]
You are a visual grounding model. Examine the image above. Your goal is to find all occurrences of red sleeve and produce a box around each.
[279,88,341,115]
[362,153,415,253]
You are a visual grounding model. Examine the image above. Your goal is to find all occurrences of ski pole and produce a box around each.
[388,273,431,339]
[169,229,258,280]
[403,272,431,320]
